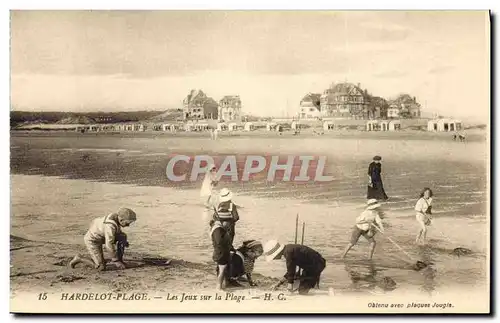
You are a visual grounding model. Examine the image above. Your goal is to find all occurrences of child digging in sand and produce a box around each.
[226,240,264,287]
[69,208,137,271]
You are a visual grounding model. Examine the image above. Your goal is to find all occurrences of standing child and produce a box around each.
[214,188,240,246]
[415,187,433,245]
[210,217,232,290]
[69,208,137,271]
[342,199,385,260]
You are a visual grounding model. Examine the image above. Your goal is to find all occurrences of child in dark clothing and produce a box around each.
[226,240,263,287]
[263,240,326,295]
[209,219,232,290]
[213,188,240,246]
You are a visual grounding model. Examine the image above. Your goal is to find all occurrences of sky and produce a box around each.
[10,10,490,121]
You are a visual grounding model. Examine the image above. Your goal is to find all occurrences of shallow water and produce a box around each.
[10,132,489,295]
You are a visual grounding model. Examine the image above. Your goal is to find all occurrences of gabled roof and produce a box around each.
[301,93,321,102]
[219,95,241,105]
[328,82,364,96]
[184,89,207,104]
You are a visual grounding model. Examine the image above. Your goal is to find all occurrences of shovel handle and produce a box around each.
[371,224,416,263]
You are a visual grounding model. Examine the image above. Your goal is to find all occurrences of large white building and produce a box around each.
[218,96,242,122]
[299,93,322,119]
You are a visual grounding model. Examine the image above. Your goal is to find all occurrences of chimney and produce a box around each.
[357,83,361,88]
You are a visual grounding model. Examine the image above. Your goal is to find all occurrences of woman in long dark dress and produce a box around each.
[367,156,389,201]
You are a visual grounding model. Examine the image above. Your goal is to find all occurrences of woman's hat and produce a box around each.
[263,240,285,262]
[366,199,382,210]
[219,188,233,202]
[373,155,382,161]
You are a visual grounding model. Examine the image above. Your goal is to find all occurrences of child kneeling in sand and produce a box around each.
[69,208,137,271]
[263,240,326,295]
[226,240,264,287]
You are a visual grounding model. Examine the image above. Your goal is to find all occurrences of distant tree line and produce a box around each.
[10,110,165,127]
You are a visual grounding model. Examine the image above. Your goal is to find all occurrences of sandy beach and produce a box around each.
[10,131,489,313]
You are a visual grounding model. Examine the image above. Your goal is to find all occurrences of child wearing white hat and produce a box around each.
[213,188,240,246]
[342,199,385,260]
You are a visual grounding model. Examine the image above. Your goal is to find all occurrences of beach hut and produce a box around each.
[437,119,450,132]
[162,124,171,132]
[323,121,335,131]
[427,119,462,132]
[266,122,277,131]
[366,120,380,131]
[133,124,146,132]
[244,122,254,131]
[184,123,193,132]
[202,123,210,131]
[228,123,238,131]
[217,123,228,131]
[100,124,113,132]
[427,120,438,132]
[388,120,401,131]
[380,121,389,131]
[437,119,462,132]
[452,120,463,132]
[192,123,209,132]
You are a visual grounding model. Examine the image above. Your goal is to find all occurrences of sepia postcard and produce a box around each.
[9,10,491,314]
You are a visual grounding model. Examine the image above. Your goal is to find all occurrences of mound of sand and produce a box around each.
[148,109,184,122]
